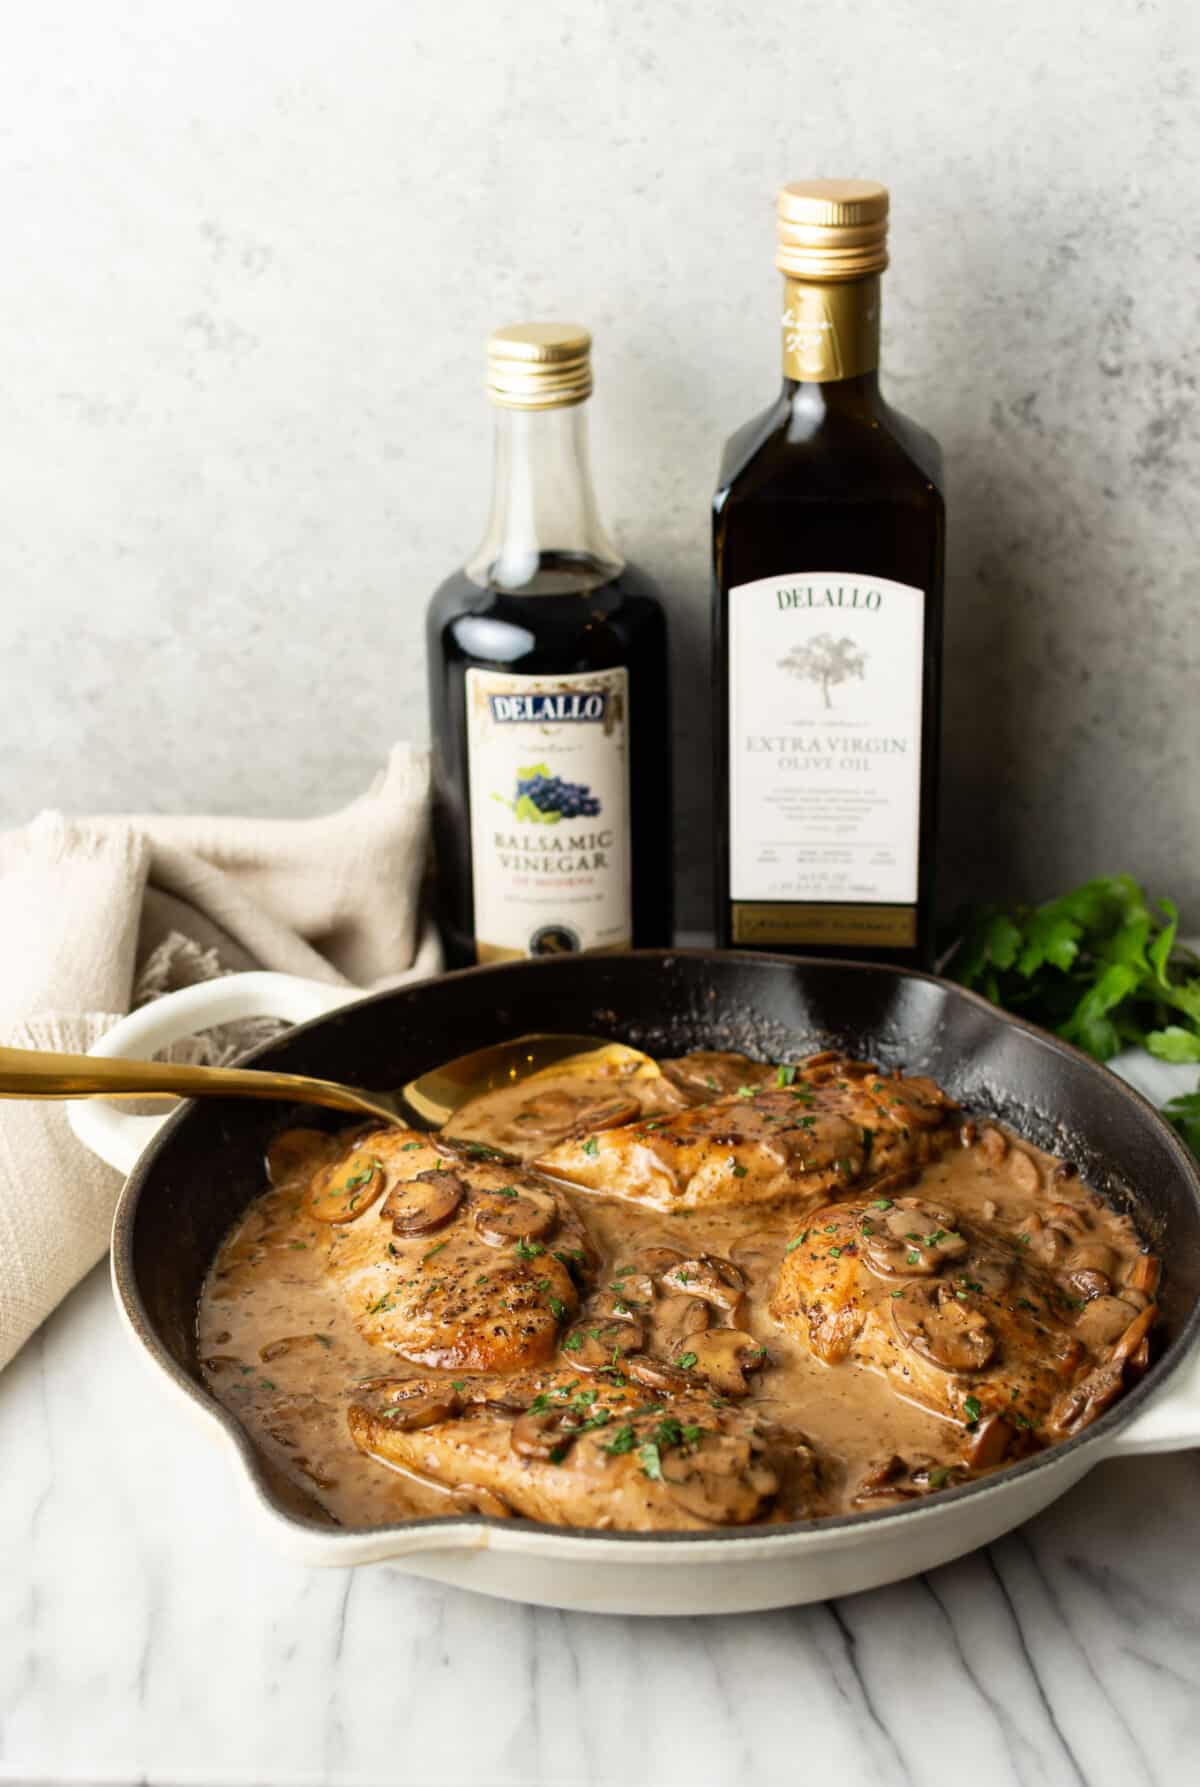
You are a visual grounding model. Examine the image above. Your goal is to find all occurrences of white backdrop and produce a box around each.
[2,0,1197,928]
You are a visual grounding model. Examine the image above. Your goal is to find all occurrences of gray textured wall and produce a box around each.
[2,1,1197,931]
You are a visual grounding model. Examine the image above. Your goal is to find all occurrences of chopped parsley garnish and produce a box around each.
[677,1351,698,1371]
[638,1441,664,1481]
[549,1296,566,1321]
[400,1141,422,1150]
[582,1136,599,1157]
[906,1251,920,1265]
[451,1379,466,1392]
[736,1084,757,1099]
[927,1466,951,1490]
[963,1395,982,1424]
[776,1064,797,1087]
[871,1197,893,1210]
[563,1332,583,1353]
[1017,1233,1031,1247]
[829,1245,842,1258]
[549,1442,570,1464]
[492,1185,519,1199]
[785,1231,809,1253]
[603,1423,637,1455]
[258,1378,277,1391]
[514,1237,545,1259]
[422,1241,447,1262]
[731,1164,748,1179]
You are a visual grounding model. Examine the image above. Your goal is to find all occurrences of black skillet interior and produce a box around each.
[118,950,1200,1523]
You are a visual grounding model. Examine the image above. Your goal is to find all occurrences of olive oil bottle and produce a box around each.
[712,181,944,965]
[427,323,672,967]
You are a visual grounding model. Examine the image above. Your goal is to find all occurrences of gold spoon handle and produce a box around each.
[0,1044,396,1124]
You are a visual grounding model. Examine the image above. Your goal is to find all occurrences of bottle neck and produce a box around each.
[468,400,622,592]
[781,274,881,401]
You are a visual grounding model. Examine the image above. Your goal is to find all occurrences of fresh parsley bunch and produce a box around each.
[945,874,1200,1157]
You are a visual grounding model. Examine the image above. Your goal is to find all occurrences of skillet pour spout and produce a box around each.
[88,951,1200,1617]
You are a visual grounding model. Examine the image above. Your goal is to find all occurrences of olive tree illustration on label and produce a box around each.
[728,573,925,906]
[466,666,632,962]
[778,633,867,710]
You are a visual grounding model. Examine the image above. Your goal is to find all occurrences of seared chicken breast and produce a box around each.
[537,1053,958,1213]
[321,1131,594,1372]
[347,1367,808,1529]
[771,1182,1158,1465]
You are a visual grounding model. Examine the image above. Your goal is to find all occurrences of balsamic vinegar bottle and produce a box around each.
[712,181,945,966]
[427,323,672,967]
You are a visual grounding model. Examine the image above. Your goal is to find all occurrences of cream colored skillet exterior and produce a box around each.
[73,970,1200,1618]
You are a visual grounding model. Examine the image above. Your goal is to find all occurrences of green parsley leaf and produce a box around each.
[582,1136,599,1157]
[677,1351,698,1370]
[776,1064,797,1086]
[638,1441,664,1481]
[963,1395,982,1424]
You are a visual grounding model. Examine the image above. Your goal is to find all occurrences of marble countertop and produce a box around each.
[3,1062,1199,1785]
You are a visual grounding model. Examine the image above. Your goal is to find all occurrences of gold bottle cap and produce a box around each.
[776,180,889,280]
[486,322,593,410]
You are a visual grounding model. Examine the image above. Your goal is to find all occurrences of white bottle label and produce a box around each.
[728,573,925,905]
[466,666,632,961]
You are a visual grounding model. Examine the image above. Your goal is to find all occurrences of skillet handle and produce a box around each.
[1106,1342,1200,1456]
[67,972,360,1175]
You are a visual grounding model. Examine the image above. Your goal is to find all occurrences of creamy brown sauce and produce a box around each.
[197,1050,1156,1530]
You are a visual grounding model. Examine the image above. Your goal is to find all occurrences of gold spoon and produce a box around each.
[0,1034,660,1131]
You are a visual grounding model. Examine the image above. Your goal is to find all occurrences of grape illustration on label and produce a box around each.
[497,763,602,825]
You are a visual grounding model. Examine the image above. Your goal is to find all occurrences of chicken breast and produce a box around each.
[346,1367,808,1529]
[322,1131,595,1373]
[537,1052,958,1214]
[770,1189,1158,1464]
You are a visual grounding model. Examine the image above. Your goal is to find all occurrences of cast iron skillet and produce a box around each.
[101,951,1200,1615]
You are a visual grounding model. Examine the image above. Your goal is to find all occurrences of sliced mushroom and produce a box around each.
[859,1198,969,1279]
[660,1255,745,1314]
[678,1329,767,1396]
[661,1440,778,1525]
[625,1354,695,1395]
[473,1186,558,1245]
[964,1412,1013,1469]
[562,1317,646,1370]
[510,1402,584,1460]
[1005,1149,1042,1195]
[382,1169,466,1236]
[1109,1302,1158,1369]
[1047,1362,1125,1438]
[976,1125,1008,1165]
[1065,1242,1117,1300]
[1074,1293,1144,1349]
[308,1145,390,1222]
[1125,1253,1161,1297]
[258,1333,332,1362]
[891,1285,996,1372]
[654,1294,710,1358]
[374,1388,462,1431]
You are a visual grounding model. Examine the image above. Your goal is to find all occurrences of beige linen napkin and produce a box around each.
[0,743,440,1372]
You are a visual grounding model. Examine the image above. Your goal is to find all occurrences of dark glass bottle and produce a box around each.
[427,323,672,968]
[712,181,944,966]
